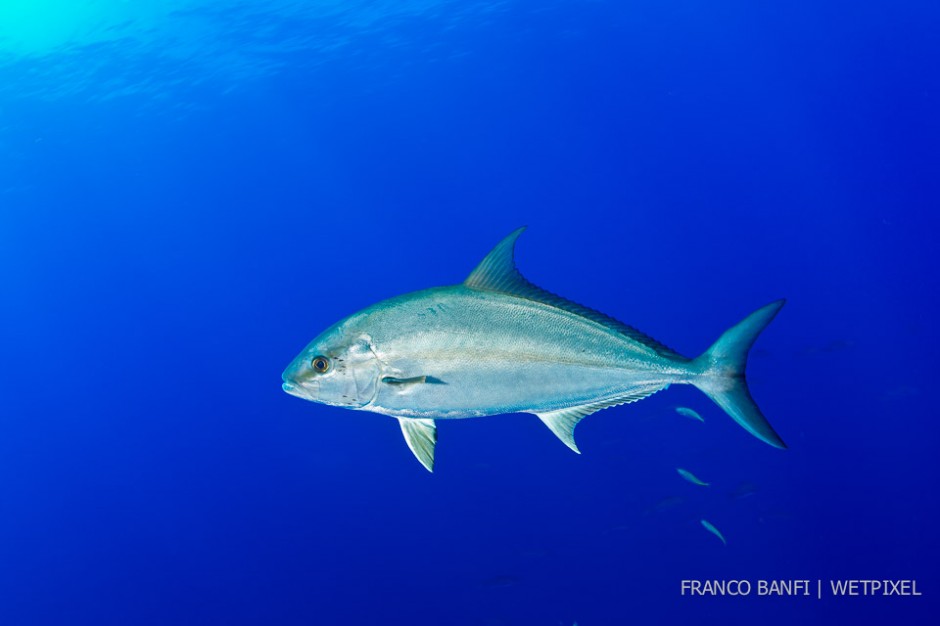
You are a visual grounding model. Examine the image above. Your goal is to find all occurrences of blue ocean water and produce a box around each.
[1,1,937,624]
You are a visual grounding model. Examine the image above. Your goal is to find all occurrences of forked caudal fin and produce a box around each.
[691,300,787,449]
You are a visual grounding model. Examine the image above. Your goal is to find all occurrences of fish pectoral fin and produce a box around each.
[534,386,669,454]
[382,375,446,385]
[398,418,437,472]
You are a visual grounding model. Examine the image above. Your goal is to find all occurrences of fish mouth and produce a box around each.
[282,379,317,401]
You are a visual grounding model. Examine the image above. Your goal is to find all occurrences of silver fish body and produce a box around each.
[282,227,787,471]
[349,286,690,419]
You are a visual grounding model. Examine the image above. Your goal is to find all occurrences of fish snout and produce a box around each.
[282,361,319,401]
[282,378,318,401]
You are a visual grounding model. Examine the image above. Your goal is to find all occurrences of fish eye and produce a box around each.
[311,356,331,373]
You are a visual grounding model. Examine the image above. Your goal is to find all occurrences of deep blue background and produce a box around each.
[1,1,937,624]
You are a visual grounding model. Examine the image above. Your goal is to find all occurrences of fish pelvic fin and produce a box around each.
[398,418,437,472]
[691,300,787,449]
[535,385,667,453]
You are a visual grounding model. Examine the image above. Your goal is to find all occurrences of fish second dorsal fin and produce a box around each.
[534,384,668,453]
[464,228,686,360]
[398,418,437,472]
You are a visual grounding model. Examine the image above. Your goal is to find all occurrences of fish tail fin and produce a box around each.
[690,299,787,448]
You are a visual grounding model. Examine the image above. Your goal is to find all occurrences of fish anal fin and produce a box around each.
[464,228,686,359]
[534,385,667,453]
[398,418,437,472]
[536,407,587,453]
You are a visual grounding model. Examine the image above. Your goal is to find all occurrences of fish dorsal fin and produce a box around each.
[534,384,668,453]
[398,418,437,472]
[464,228,686,360]
[464,226,532,293]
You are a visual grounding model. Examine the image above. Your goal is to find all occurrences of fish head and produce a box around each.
[281,321,380,409]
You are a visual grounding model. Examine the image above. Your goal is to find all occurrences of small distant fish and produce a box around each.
[644,495,684,515]
[700,519,727,545]
[602,523,631,535]
[881,385,919,401]
[798,338,856,357]
[675,407,704,422]
[481,575,521,589]
[729,480,759,500]
[758,507,795,523]
[519,547,551,559]
[677,468,710,486]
